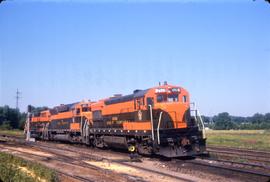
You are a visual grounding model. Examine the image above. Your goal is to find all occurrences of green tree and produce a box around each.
[213,112,238,130]
[19,112,27,130]
[264,113,270,123]
[0,106,20,129]
[250,113,265,124]
[0,106,28,130]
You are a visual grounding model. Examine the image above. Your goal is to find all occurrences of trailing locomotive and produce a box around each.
[26,83,206,158]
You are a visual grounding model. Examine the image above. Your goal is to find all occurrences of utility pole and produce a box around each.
[15,88,21,110]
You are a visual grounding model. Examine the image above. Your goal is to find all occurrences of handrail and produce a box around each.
[148,105,155,141]
[197,109,206,139]
[26,112,31,141]
[85,119,89,137]
[157,112,163,145]
[83,120,85,137]
[190,102,206,139]
[80,115,83,134]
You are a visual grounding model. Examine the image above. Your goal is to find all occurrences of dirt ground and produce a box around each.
[0,137,257,182]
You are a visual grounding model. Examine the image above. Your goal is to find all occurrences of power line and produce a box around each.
[15,88,21,110]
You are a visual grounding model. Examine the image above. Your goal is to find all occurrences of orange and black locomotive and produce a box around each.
[26,83,206,158]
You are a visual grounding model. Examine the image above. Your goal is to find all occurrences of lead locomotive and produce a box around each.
[26,83,206,157]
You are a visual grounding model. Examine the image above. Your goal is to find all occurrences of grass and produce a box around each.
[0,152,57,182]
[206,129,270,151]
[0,129,24,138]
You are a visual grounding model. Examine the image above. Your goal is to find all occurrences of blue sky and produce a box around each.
[0,0,269,116]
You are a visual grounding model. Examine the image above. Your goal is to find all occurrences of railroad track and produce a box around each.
[0,141,194,182]
[2,135,270,181]
[57,171,93,182]
[0,144,127,182]
[184,158,270,178]
[0,146,97,180]
[208,146,270,155]
[208,146,270,158]
[212,158,270,170]
[207,146,270,164]
[27,142,197,182]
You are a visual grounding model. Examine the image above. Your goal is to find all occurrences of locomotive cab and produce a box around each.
[143,84,206,157]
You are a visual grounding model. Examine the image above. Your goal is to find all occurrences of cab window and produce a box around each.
[157,94,166,103]
[168,94,179,102]
[182,95,187,103]
[82,107,90,112]
[147,97,154,107]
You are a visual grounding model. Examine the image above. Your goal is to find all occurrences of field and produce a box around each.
[0,129,24,137]
[0,152,57,182]
[0,130,57,182]
[206,129,270,151]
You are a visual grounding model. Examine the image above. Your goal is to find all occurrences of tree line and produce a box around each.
[0,105,269,130]
[202,112,270,130]
[0,105,47,130]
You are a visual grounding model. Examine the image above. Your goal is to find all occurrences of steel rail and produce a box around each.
[181,159,270,178]
[207,146,270,155]
[208,149,270,163]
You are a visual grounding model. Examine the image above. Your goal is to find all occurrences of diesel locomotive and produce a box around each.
[25,83,206,158]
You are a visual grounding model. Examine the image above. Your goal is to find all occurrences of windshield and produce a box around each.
[168,94,179,102]
[157,94,179,103]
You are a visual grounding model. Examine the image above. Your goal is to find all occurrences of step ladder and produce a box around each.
[190,102,206,139]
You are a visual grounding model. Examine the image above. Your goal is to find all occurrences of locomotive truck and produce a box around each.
[25,83,206,158]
